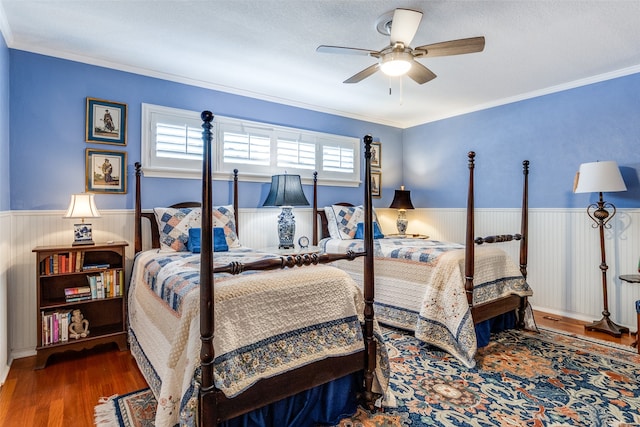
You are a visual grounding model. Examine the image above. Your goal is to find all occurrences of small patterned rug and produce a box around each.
[95,327,640,426]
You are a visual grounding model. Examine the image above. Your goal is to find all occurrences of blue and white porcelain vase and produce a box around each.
[278,206,295,249]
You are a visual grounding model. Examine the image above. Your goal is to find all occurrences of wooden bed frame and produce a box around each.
[313,150,530,328]
[133,111,379,425]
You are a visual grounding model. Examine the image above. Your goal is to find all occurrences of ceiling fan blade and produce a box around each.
[407,61,437,84]
[344,63,380,84]
[316,45,378,56]
[390,8,423,45]
[414,36,485,57]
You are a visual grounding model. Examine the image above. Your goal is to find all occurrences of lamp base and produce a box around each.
[72,223,95,246]
[277,207,295,249]
[396,210,408,235]
[584,315,629,337]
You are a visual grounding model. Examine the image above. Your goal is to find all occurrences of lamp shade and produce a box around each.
[262,174,310,207]
[389,188,415,210]
[63,193,101,219]
[574,161,627,194]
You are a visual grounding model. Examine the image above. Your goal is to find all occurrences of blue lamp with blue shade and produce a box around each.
[263,174,310,249]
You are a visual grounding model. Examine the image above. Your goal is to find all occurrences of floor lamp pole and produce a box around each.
[584,191,629,337]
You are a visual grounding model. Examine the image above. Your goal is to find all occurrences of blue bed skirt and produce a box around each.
[475,311,516,347]
[221,373,359,427]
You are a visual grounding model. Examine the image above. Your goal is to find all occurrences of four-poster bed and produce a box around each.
[129,112,387,426]
[313,151,533,367]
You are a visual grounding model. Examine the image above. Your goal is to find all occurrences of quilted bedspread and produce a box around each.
[320,237,533,368]
[128,248,390,427]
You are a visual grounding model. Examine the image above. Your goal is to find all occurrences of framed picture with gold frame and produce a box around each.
[371,142,381,168]
[371,171,381,198]
[85,97,127,145]
[86,148,127,194]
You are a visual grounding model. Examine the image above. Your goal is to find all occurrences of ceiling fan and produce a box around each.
[316,8,485,84]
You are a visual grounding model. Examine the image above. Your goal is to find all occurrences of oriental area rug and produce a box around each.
[95,327,640,426]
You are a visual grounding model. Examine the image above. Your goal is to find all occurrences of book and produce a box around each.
[52,312,59,343]
[64,286,92,296]
[59,310,71,342]
[87,275,98,299]
[65,295,92,303]
[96,275,104,299]
[83,263,110,271]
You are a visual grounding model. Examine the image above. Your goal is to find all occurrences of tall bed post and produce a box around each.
[361,134,376,408]
[134,162,143,254]
[519,160,529,280]
[464,151,476,307]
[312,171,318,246]
[199,110,216,423]
[233,168,239,237]
[517,159,530,328]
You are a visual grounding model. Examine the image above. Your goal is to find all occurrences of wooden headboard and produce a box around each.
[133,163,239,253]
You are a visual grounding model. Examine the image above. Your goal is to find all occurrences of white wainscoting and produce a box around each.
[6,207,640,361]
[0,211,11,384]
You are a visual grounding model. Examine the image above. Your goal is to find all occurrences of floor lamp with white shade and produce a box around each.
[574,160,628,337]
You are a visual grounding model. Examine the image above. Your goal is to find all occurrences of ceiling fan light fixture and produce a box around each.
[379,51,412,76]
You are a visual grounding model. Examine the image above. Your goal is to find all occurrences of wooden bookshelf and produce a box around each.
[32,241,128,369]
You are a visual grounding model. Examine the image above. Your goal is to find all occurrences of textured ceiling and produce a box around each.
[2,1,640,128]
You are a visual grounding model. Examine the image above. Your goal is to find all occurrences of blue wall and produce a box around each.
[9,51,403,211]
[404,73,640,209]
[9,50,640,212]
[0,32,9,211]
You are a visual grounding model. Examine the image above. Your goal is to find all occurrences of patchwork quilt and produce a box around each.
[320,237,533,368]
[128,247,390,427]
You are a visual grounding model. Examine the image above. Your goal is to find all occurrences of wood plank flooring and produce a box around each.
[0,310,636,426]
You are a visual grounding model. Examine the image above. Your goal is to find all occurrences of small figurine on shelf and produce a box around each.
[69,309,90,339]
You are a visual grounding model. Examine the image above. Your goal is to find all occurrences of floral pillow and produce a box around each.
[154,207,202,252]
[324,205,379,240]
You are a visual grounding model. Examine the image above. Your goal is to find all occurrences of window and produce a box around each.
[141,104,360,185]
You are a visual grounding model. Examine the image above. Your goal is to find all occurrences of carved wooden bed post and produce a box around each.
[199,110,216,423]
[134,162,143,254]
[233,168,239,237]
[520,160,529,280]
[464,151,476,307]
[361,134,376,409]
[517,159,530,328]
[312,171,318,246]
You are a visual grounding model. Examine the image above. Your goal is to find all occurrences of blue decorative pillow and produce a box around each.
[188,228,229,253]
[354,222,385,239]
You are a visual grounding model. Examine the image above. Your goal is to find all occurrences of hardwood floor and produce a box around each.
[0,310,636,427]
[0,343,147,427]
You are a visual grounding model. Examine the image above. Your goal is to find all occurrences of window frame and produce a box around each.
[141,103,361,186]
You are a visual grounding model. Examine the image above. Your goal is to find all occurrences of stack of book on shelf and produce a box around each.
[41,251,85,275]
[41,309,72,345]
[82,262,110,271]
[86,269,124,299]
[64,286,92,302]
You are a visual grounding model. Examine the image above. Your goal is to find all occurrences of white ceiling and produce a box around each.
[2,1,640,128]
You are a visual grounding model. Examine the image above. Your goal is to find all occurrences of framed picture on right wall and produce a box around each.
[371,171,381,198]
[371,142,381,168]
